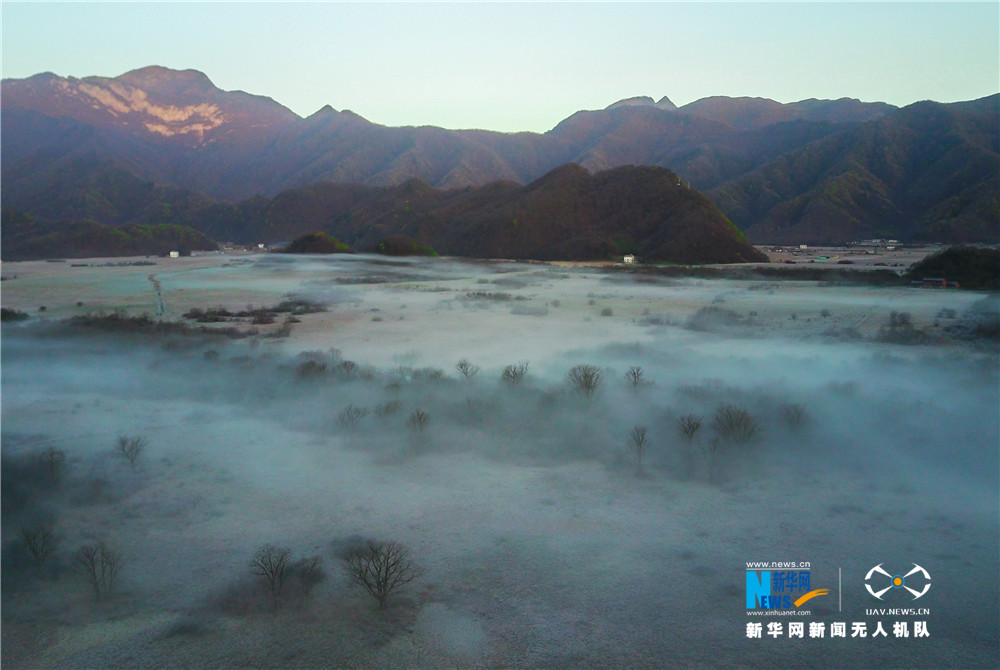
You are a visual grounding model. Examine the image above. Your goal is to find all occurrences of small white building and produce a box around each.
[168,250,180,258]
[623,254,636,264]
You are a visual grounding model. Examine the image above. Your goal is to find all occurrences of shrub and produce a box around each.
[0,307,30,321]
[685,306,746,332]
[878,310,928,344]
[373,400,402,418]
[342,540,421,609]
[567,364,603,397]
[780,403,808,428]
[296,359,327,379]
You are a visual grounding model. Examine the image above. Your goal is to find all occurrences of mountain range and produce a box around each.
[2,66,997,259]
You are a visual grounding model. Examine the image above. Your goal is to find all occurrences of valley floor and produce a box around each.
[2,254,997,669]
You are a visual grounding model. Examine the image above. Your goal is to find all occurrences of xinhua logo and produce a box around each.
[865,563,931,600]
[746,570,829,610]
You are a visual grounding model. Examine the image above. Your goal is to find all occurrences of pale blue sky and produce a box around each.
[2,2,997,132]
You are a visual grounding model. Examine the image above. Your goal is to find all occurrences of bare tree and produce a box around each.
[676,414,703,442]
[712,404,760,445]
[628,426,649,476]
[37,446,67,485]
[250,544,290,609]
[456,359,481,380]
[625,366,648,389]
[75,541,123,601]
[407,410,430,433]
[339,360,359,376]
[676,413,703,479]
[567,364,603,397]
[21,526,59,570]
[294,555,326,594]
[115,435,146,470]
[705,437,722,483]
[343,541,421,609]
[337,404,370,429]
[501,361,529,387]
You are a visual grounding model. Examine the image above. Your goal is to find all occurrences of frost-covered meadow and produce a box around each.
[2,254,997,668]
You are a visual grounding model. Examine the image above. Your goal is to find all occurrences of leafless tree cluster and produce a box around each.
[456,358,481,380]
[75,541,123,601]
[250,544,290,609]
[342,540,421,609]
[501,361,529,387]
[712,404,760,444]
[115,435,146,470]
[568,364,603,397]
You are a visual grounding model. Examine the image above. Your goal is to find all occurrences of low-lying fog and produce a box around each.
[2,254,997,668]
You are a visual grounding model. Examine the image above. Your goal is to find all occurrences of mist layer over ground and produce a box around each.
[2,255,998,668]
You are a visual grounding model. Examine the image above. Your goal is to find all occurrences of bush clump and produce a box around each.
[282,232,355,255]
[905,246,1000,290]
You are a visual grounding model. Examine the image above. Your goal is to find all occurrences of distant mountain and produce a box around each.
[677,96,894,130]
[3,66,299,147]
[710,96,1000,244]
[1,163,767,264]
[2,66,997,246]
[2,208,217,260]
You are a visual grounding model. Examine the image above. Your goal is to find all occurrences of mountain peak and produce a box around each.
[607,96,656,110]
[308,104,339,118]
[116,66,217,98]
[606,96,677,112]
[115,65,218,98]
[655,96,678,111]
